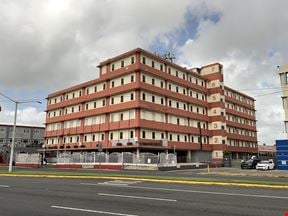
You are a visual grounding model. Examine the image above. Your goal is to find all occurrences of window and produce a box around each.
[142,75,146,83]
[160,64,163,71]
[92,135,95,141]
[183,74,186,80]
[101,133,104,141]
[176,71,178,77]
[86,88,89,94]
[168,84,171,90]
[86,104,89,110]
[131,57,134,64]
[119,132,123,139]
[142,57,146,64]
[151,61,155,68]
[94,102,97,108]
[110,133,113,140]
[94,86,97,92]
[152,132,155,139]
[177,118,180,125]
[169,100,172,107]
[183,89,186,95]
[130,93,134,100]
[152,95,155,103]
[142,131,146,138]
[70,137,73,143]
[168,68,171,74]
[102,100,106,106]
[160,81,164,88]
[111,64,115,71]
[120,113,124,121]
[176,102,179,108]
[130,131,134,138]
[72,93,75,98]
[78,106,81,111]
[120,96,124,103]
[111,81,115,88]
[71,107,74,113]
[161,133,164,139]
[103,83,106,90]
[121,78,124,85]
[121,60,124,68]
[142,93,146,101]
[111,98,114,105]
[176,86,179,93]
[79,91,82,97]
[161,98,164,105]
[169,134,172,141]
[131,75,134,82]
[152,78,155,85]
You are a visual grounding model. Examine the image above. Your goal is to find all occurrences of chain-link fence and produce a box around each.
[56,152,177,167]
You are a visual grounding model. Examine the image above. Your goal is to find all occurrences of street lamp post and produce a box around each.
[0,92,41,172]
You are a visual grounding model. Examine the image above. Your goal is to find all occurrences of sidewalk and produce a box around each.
[198,167,288,178]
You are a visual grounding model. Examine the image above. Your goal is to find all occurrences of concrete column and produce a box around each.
[136,148,140,159]
[165,149,169,160]
[187,150,192,163]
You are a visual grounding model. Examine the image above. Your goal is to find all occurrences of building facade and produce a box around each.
[44,48,257,163]
[0,124,45,162]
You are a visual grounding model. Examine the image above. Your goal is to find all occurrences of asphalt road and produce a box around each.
[0,176,287,216]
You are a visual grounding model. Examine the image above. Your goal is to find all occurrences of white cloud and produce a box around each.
[0,106,45,126]
[177,0,288,144]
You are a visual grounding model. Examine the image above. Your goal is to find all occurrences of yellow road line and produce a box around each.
[0,174,288,189]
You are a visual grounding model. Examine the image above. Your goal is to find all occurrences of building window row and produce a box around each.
[111,55,135,72]
[110,73,135,88]
[225,102,255,116]
[225,90,254,106]
[228,139,257,148]
[227,126,257,137]
[226,114,256,126]
[141,55,205,87]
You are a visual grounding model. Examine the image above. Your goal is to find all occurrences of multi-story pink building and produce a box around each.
[44,48,257,163]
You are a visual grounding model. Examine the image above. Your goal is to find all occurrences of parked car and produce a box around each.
[256,160,275,170]
[241,158,260,169]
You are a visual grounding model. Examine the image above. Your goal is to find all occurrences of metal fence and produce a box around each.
[15,153,41,164]
[57,152,177,167]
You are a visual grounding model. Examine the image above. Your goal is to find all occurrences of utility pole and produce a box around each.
[0,92,42,172]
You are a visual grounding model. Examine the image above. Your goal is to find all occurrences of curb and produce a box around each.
[1,174,288,189]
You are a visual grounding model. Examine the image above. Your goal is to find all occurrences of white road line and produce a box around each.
[51,205,138,216]
[98,183,129,186]
[81,182,288,200]
[98,193,177,202]
[0,185,10,188]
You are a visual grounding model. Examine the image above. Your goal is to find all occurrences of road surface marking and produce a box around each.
[98,193,177,202]
[82,183,288,200]
[51,205,138,216]
[0,185,10,188]
[82,180,141,187]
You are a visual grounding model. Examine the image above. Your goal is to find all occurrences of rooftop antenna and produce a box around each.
[163,50,176,63]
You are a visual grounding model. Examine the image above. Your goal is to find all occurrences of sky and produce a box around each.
[0,0,288,145]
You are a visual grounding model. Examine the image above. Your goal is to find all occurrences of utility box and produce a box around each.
[276,139,288,170]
